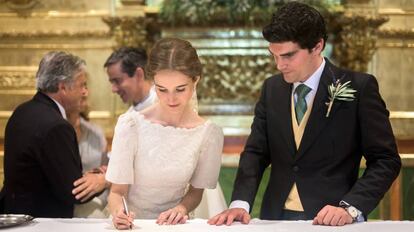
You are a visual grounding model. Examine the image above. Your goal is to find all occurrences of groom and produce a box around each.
[208,2,401,226]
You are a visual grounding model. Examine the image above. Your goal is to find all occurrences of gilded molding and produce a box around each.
[401,154,414,167]
[0,73,35,88]
[5,0,38,11]
[378,29,414,39]
[0,110,113,119]
[377,42,414,48]
[0,67,37,89]
[0,111,13,118]
[0,31,110,39]
[0,90,36,95]
[390,111,414,119]
[120,0,145,5]
[0,11,111,17]
[0,44,113,49]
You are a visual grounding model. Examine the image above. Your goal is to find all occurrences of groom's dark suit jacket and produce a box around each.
[232,59,401,219]
[1,92,83,218]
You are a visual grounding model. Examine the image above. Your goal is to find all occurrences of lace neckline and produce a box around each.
[135,111,210,131]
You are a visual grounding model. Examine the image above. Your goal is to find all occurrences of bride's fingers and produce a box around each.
[172,212,183,225]
[166,210,177,225]
[180,215,188,224]
[156,209,171,225]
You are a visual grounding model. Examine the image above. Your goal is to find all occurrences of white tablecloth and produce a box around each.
[5,218,414,232]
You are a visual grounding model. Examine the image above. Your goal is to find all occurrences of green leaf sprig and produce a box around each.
[326,80,356,117]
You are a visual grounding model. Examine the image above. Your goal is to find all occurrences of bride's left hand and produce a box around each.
[156,204,188,225]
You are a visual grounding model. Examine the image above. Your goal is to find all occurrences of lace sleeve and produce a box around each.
[190,123,224,189]
[106,112,138,184]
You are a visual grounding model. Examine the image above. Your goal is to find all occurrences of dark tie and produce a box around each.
[295,84,311,125]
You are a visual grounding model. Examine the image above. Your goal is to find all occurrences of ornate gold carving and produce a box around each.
[0,31,110,39]
[0,73,36,89]
[0,66,37,89]
[198,55,274,104]
[0,11,111,17]
[102,16,158,50]
[378,29,414,39]
[0,44,112,49]
[5,0,37,10]
[331,14,388,72]
[5,0,38,16]
[120,0,145,5]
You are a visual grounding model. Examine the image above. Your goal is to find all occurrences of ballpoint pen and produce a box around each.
[122,196,132,230]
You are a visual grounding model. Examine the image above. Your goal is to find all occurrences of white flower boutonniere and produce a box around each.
[326,79,357,117]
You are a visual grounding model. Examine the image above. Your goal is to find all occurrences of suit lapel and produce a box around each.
[295,60,341,160]
[273,79,296,157]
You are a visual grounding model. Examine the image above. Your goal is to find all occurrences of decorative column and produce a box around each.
[332,14,388,72]
[102,0,159,50]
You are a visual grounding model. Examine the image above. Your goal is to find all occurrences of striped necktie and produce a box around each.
[294,84,311,124]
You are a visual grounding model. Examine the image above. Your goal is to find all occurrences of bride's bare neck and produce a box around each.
[141,104,204,128]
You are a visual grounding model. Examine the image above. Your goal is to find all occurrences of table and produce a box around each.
[5,218,414,232]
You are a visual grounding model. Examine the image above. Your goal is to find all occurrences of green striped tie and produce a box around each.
[295,84,311,124]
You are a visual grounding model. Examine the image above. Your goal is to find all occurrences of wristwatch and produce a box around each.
[339,201,358,221]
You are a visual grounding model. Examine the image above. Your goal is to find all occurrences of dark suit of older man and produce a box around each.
[1,92,83,218]
[1,51,88,218]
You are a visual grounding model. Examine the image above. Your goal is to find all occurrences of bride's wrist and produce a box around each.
[175,204,188,215]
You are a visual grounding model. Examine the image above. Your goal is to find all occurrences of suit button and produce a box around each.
[293,166,299,172]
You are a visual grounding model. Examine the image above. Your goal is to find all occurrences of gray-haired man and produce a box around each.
[1,51,88,217]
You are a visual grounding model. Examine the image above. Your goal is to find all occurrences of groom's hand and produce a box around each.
[207,208,251,226]
[312,205,353,226]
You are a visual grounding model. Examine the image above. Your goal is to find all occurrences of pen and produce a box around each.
[122,196,132,229]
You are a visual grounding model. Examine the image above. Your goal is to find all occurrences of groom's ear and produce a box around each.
[312,39,324,54]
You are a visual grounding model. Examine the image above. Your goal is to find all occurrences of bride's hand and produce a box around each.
[112,208,135,230]
[156,204,188,225]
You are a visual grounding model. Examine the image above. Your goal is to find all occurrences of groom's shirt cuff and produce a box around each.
[229,200,250,213]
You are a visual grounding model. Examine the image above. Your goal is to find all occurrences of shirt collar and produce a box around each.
[293,58,326,91]
[50,97,67,119]
[131,86,157,112]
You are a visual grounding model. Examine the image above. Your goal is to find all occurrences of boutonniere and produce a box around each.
[325,79,357,117]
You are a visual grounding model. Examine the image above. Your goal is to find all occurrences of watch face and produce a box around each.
[347,206,358,218]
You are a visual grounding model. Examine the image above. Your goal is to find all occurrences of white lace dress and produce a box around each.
[106,111,224,219]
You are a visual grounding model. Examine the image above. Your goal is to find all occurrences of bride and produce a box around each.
[105,38,224,229]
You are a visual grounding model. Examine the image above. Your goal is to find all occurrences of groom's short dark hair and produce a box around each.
[262,1,328,51]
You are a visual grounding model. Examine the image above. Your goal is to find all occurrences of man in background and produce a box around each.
[1,51,89,217]
[104,47,156,112]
